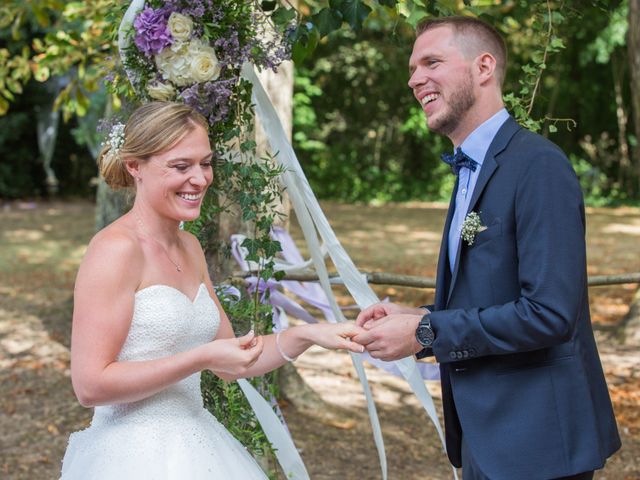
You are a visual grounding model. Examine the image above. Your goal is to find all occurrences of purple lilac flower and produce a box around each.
[163,0,207,19]
[134,7,174,57]
[178,78,235,125]
[215,30,252,69]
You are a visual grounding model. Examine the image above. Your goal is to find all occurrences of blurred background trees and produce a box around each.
[0,0,638,205]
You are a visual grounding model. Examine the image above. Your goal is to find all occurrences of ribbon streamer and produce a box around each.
[242,63,453,479]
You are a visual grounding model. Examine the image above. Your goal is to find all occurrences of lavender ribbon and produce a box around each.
[231,228,440,382]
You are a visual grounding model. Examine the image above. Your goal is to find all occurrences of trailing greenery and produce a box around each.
[200,290,280,478]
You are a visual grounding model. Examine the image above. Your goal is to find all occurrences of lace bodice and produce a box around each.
[92,283,220,425]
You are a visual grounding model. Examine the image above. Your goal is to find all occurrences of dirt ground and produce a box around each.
[0,200,639,479]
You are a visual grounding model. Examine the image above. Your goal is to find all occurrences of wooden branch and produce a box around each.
[231,270,640,289]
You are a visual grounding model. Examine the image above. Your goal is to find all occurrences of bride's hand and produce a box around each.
[205,331,264,378]
[305,323,366,353]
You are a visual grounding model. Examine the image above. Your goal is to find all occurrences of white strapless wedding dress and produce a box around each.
[60,284,267,479]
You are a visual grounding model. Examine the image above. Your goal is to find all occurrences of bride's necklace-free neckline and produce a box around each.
[134,211,182,273]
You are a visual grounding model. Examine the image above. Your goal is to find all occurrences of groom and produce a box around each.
[355,16,621,480]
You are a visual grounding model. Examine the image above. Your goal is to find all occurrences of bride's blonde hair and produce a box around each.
[98,102,209,189]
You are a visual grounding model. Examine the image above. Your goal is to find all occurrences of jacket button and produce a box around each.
[449,352,457,360]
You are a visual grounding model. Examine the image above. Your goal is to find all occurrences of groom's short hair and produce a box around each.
[416,16,507,87]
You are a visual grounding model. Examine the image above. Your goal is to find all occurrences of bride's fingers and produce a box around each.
[246,337,263,365]
[237,330,256,348]
[341,339,365,353]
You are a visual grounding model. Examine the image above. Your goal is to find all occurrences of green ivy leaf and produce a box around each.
[260,267,274,281]
[338,0,372,31]
[292,24,320,63]
[271,7,296,28]
[311,8,343,38]
[240,140,257,152]
[263,240,282,258]
[241,238,260,258]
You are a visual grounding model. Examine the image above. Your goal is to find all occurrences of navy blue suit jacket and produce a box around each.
[420,117,620,479]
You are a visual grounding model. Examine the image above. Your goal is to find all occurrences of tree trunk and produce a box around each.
[626,0,640,347]
[94,180,129,231]
[255,63,293,231]
[612,53,632,195]
[628,0,640,196]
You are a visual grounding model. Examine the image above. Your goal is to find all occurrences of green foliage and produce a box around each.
[0,21,97,199]
[292,0,638,203]
[200,290,279,474]
[293,27,455,202]
[580,0,628,65]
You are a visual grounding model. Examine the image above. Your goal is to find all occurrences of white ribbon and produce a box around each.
[242,63,453,479]
[237,379,310,479]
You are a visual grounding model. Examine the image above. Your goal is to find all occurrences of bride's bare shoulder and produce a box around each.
[81,217,143,272]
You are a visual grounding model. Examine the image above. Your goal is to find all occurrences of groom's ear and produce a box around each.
[475,52,498,86]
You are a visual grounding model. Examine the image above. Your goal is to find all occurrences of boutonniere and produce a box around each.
[460,211,487,246]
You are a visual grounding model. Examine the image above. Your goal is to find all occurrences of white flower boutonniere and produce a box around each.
[460,211,487,246]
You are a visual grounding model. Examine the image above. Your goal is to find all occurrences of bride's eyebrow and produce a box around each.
[166,153,214,163]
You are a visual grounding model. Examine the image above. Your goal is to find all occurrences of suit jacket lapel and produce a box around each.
[445,116,521,307]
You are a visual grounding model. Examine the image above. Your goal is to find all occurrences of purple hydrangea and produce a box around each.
[134,7,174,57]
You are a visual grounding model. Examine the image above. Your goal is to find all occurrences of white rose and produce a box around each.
[155,44,192,86]
[147,81,176,101]
[167,12,193,42]
[189,47,221,83]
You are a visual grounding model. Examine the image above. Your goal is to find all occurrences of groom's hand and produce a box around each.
[356,302,426,329]
[353,314,423,361]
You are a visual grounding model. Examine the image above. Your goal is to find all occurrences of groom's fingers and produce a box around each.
[355,309,374,327]
[353,329,375,346]
[356,303,385,326]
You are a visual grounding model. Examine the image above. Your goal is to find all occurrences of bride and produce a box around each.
[60,101,365,479]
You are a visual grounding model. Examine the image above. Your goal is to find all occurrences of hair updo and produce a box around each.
[97,102,209,189]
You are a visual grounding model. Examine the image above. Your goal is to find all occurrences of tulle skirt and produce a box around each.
[60,408,268,479]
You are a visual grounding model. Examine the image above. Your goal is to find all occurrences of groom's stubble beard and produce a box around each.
[428,68,476,138]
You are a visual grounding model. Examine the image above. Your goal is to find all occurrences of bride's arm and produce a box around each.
[204,280,365,381]
[70,231,262,408]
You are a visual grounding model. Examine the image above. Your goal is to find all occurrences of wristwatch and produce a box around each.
[415,314,435,348]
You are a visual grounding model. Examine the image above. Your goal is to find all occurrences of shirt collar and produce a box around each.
[458,108,509,167]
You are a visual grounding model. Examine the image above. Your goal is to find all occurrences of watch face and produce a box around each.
[416,324,435,347]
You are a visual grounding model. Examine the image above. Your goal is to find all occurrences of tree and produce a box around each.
[629,0,640,194]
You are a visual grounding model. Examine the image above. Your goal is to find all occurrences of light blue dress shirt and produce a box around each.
[447,108,510,272]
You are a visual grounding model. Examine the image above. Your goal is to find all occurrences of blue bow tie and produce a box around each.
[440,147,479,175]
